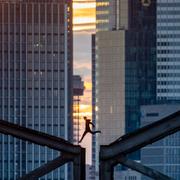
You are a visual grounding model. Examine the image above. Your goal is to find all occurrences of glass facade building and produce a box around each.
[141,104,180,180]
[96,0,110,31]
[0,0,73,179]
[96,0,128,31]
[125,0,157,134]
[157,0,180,101]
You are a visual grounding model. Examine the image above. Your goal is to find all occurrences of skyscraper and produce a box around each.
[95,1,180,179]
[157,0,180,101]
[94,1,156,178]
[95,0,156,148]
[0,0,73,179]
[141,1,180,178]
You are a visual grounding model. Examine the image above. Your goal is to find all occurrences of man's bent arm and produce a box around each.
[90,122,95,127]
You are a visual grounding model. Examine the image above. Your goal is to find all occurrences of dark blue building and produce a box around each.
[125,0,157,133]
[0,0,73,179]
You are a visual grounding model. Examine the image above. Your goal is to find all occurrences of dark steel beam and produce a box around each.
[100,111,180,160]
[99,160,114,180]
[118,156,173,180]
[73,148,86,180]
[99,156,173,180]
[0,120,87,180]
[0,119,80,154]
[20,153,74,180]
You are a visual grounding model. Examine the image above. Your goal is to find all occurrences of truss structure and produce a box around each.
[0,120,85,180]
[99,111,180,180]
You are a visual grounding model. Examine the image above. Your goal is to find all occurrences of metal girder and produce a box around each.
[100,157,173,180]
[0,119,80,154]
[118,156,172,180]
[20,148,86,180]
[100,111,180,160]
[73,148,86,180]
[0,119,86,180]
[99,159,114,180]
[99,111,180,180]
[20,153,74,180]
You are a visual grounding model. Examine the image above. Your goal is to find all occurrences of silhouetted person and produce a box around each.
[79,116,101,143]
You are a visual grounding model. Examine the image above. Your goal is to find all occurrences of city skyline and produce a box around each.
[0,0,179,179]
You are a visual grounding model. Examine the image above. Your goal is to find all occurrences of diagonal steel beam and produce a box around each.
[0,120,86,180]
[99,156,173,180]
[118,156,173,180]
[100,111,180,160]
[0,119,80,154]
[20,153,74,180]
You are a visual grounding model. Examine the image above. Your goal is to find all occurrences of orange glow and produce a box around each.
[84,81,92,90]
[73,1,94,163]
[73,1,96,31]
[73,24,95,31]
[73,0,94,118]
[73,2,95,9]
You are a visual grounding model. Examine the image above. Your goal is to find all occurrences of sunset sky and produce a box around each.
[73,0,96,31]
[73,0,96,164]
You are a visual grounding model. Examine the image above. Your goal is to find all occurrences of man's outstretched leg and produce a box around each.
[79,131,87,143]
[91,130,101,134]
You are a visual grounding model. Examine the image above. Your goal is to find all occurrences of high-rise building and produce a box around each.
[150,1,180,178]
[96,0,128,31]
[141,104,180,180]
[96,0,109,31]
[94,0,180,179]
[0,0,73,179]
[157,0,180,101]
[95,0,156,148]
[94,1,156,178]
[114,169,141,180]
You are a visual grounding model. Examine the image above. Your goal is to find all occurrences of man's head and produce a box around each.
[83,116,91,121]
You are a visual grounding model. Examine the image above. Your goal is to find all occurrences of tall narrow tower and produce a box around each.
[0,0,73,179]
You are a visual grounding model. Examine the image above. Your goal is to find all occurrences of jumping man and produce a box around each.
[79,116,101,143]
